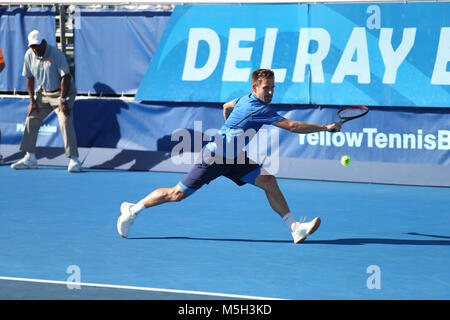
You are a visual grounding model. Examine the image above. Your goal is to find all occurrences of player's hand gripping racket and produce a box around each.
[332,106,369,131]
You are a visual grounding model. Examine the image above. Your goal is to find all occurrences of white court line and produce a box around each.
[0,276,283,300]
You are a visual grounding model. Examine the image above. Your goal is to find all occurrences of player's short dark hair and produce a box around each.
[251,69,274,86]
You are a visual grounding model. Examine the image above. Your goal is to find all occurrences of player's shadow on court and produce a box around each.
[88,130,207,171]
[306,237,450,246]
[128,234,450,245]
[128,236,292,244]
[3,147,71,165]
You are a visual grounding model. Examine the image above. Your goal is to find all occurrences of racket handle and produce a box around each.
[330,120,343,132]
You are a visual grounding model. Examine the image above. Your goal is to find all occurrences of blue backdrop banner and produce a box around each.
[73,9,171,95]
[1,98,448,166]
[136,3,450,107]
[0,7,56,92]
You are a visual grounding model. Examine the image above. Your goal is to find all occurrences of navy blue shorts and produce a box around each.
[178,146,261,195]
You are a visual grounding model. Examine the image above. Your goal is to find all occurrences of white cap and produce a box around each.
[28,30,43,47]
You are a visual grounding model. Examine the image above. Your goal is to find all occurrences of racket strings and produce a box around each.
[339,108,366,118]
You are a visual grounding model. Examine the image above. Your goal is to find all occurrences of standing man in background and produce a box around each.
[11,30,81,172]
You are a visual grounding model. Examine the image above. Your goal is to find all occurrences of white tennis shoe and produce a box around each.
[117,202,136,238]
[68,158,82,172]
[291,217,321,244]
[11,154,38,169]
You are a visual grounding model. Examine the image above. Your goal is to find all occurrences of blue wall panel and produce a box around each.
[0,7,56,92]
[73,9,171,95]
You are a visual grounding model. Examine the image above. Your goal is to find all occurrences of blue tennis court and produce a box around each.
[0,164,448,300]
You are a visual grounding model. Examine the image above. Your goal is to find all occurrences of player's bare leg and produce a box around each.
[117,185,189,238]
[254,171,321,243]
[254,173,290,218]
[142,185,189,207]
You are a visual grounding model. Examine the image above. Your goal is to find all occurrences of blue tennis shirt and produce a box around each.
[208,93,284,159]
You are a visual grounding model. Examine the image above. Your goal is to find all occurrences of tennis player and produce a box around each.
[117,69,341,243]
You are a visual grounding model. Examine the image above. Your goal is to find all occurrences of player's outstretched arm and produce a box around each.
[273,118,341,134]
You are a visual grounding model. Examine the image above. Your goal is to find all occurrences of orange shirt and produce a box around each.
[0,48,4,64]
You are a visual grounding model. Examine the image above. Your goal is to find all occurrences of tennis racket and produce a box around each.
[332,106,369,131]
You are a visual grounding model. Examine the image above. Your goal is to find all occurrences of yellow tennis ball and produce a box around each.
[341,155,351,166]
